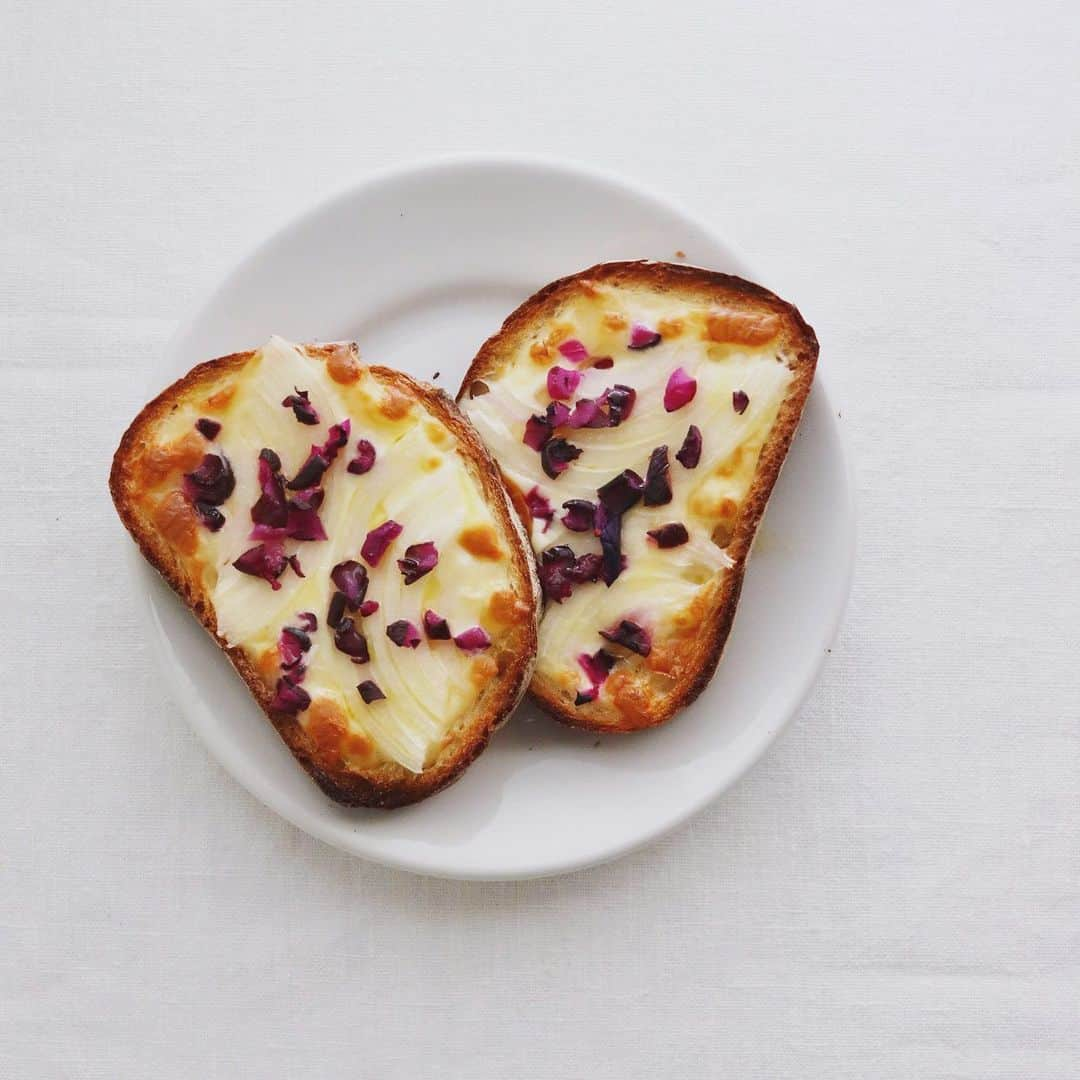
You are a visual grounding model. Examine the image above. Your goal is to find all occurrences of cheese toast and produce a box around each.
[459,262,818,732]
[110,337,539,806]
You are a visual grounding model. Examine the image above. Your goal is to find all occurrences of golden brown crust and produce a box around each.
[456,260,818,733]
[110,343,539,807]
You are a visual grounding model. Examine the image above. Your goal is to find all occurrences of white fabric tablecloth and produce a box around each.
[3,2,1078,1076]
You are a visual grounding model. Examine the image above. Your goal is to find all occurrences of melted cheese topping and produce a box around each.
[462,286,793,705]
[156,337,515,773]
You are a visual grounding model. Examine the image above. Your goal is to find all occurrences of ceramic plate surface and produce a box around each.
[141,156,853,879]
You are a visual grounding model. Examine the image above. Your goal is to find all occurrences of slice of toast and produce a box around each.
[459,262,818,732]
[110,336,539,807]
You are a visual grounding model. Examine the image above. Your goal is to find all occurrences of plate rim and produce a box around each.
[145,152,855,880]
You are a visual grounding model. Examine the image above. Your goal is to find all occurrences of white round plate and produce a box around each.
[143,155,853,880]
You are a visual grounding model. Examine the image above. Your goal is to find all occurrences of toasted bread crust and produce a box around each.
[457,261,818,732]
[110,344,539,807]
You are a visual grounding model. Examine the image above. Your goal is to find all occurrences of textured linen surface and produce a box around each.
[2,2,1078,1077]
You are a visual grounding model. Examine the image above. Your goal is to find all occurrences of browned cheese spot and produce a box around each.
[670,588,719,641]
[458,524,503,561]
[704,309,780,347]
[605,670,654,727]
[139,431,205,487]
[470,654,498,687]
[545,322,575,347]
[644,648,680,677]
[205,383,237,409]
[342,732,375,764]
[151,490,200,555]
[256,647,280,677]
[304,699,348,767]
[378,388,413,420]
[424,420,451,446]
[326,344,363,385]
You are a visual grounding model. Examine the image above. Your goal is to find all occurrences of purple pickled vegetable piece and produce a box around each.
[558,338,589,364]
[251,449,289,527]
[547,366,583,401]
[296,612,318,632]
[259,447,282,471]
[331,560,368,608]
[387,620,421,648]
[423,609,451,640]
[288,486,322,512]
[333,617,369,662]
[347,438,376,475]
[546,401,570,427]
[281,387,319,425]
[569,551,603,583]
[589,402,614,429]
[361,519,403,566]
[246,518,286,541]
[663,367,697,412]
[597,469,644,515]
[538,545,576,603]
[628,322,661,350]
[282,488,327,542]
[599,619,652,657]
[524,414,552,450]
[566,397,603,429]
[183,453,235,506]
[598,510,625,586]
[287,486,321,511]
[193,501,225,531]
[540,437,582,479]
[327,591,347,629]
[574,688,597,706]
[525,486,554,532]
[359,600,379,617]
[323,418,351,454]
[232,541,289,590]
[454,626,491,653]
[591,356,614,370]
[278,625,311,669]
[195,417,221,441]
[538,546,602,602]
[285,449,326,492]
[524,401,571,451]
[282,624,312,653]
[647,522,690,548]
[357,680,385,704]
[732,389,750,414]
[675,424,702,469]
[286,419,351,490]
[643,446,672,506]
[560,499,596,533]
[604,384,636,425]
[397,541,438,585]
[578,648,617,687]
[286,553,304,578]
[271,676,311,714]
[286,450,329,491]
